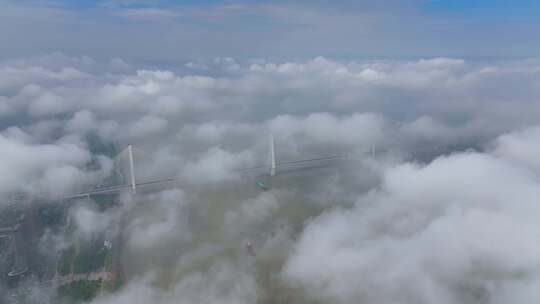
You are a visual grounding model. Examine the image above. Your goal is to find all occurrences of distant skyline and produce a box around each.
[1,0,540,66]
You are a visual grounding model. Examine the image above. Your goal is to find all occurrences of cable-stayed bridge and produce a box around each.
[28,135,473,201]
[59,136,351,200]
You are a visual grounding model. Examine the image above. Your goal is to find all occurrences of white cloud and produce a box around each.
[115,8,179,20]
[71,203,117,240]
[181,146,254,183]
[128,115,169,137]
[493,126,540,173]
[127,189,190,250]
[284,140,540,303]
[0,131,110,199]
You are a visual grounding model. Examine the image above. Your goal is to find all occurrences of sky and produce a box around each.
[2,0,540,65]
[3,1,540,304]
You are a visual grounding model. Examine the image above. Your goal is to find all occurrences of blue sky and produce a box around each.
[53,0,540,15]
[1,0,540,64]
[425,0,540,18]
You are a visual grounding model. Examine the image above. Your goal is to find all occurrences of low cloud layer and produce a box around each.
[2,55,540,195]
[285,139,540,303]
[2,54,540,303]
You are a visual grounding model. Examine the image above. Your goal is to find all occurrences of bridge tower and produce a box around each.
[127,144,137,194]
